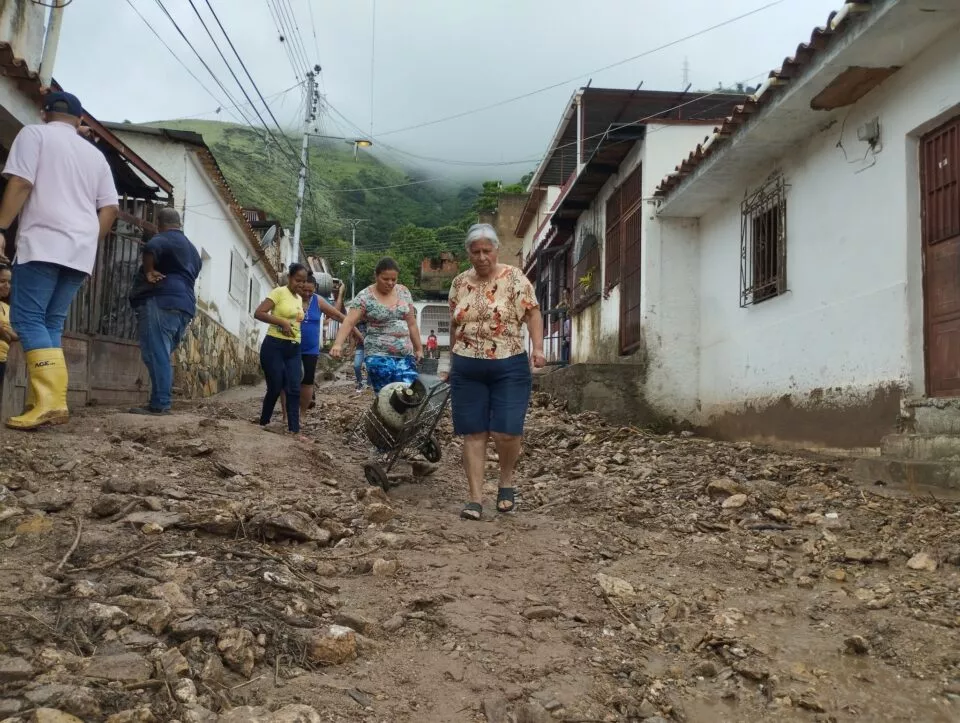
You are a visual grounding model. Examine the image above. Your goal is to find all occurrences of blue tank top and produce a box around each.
[300,295,322,355]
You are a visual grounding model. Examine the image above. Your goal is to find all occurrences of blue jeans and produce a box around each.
[136,297,191,411]
[10,262,87,351]
[354,347,365,386]
[259,335,301,433]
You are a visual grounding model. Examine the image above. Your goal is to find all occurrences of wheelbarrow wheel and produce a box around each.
[420,434,442,464]
[364,463,389,491]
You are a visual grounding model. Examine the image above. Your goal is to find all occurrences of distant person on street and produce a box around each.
[426,330,439,359]
[128,208,201,415]
[449,223,544,521]
[286,273,349,422]
[0,90,119,430]
[330,257,423,392]
[254,263,308,441]
[353,321,367,392]
[0,264,16,394]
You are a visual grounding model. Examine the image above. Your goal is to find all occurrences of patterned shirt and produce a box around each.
[449,265,538,359]
[348,285,415,358]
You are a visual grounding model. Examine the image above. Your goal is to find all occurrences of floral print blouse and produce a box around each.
[347,284,415,358]
[449,265,539,359]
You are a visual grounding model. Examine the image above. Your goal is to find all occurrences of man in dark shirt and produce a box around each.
[130,207,201,414]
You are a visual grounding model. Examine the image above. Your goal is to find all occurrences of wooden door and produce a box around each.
[922,116,960,396]
[619,166,643,354]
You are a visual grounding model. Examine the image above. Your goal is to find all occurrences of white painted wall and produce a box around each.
[676,24,960,424]
[520,185,561,263]
[569,122,718,381]
[111,130,273,348]
[0,76,42,143]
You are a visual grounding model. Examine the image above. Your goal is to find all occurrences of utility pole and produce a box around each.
[292,70,319,266]
[39,2,67,87]
[340,218,368,297]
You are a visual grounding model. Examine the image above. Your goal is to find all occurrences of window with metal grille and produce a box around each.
[229,249,248,305]
[740,175,787,307]
[604,166,642,291]
[421,304,450,334]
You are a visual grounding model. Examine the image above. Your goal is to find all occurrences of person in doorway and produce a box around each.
[0,264,17,394]
[0,90,119,430]
[254,263,308,440]
[287,273,350,421]
[426,330,439,359]
[129,208,201,415]
[352,321,367,392]
[329,257,423,392]
[448,223,545,521]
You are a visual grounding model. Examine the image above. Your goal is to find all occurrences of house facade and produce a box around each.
[521,88,747,369]
[649,0,960,447]
[105,123,279,397]
[534,0,960,450]
[0,6,182,421]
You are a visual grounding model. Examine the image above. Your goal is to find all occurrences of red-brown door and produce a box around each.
[619,166,643,354]
[922,116,960,396]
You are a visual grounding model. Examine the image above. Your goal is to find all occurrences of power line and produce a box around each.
[151,0,270,137]
[273,0,312,75]
[264,0,308,80]
[125,0,252,128]
[164,81,303,122]
[375,0,790,137]
[198,0,306,165]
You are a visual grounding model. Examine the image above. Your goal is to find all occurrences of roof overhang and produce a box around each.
[527,87,750,190]
[657,0,960,218]
[515,184,546,237]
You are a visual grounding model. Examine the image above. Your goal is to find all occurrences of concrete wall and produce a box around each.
[533,363,658,428]
[0,0,46,73]
[520,186,561,265]
[480,193,528,264]
[111,131,273,348]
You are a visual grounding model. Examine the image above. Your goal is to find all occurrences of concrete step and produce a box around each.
[851,455,960,491]
[899,397,960,435]
[881,433,960,461]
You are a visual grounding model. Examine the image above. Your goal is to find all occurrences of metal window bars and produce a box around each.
[740,174,788,307]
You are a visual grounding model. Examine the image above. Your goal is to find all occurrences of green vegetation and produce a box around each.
[146,119,531,297]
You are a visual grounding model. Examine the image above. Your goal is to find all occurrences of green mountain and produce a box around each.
[148,119,478,257]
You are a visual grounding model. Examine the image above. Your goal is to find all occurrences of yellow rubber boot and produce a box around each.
[6,349,69,430]
[23,380,35,412]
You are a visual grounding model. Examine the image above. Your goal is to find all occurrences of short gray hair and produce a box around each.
[464,223,500,251]
[157,207,182,228]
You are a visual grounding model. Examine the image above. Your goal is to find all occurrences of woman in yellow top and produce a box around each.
[0,264,18,393]
[254,263,308,439]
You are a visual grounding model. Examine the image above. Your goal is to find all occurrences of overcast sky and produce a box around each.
[56,0,841,182]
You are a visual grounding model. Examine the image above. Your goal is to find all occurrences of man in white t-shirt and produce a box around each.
[0,91,119,429]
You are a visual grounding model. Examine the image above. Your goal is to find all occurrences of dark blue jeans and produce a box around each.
[260,335,301,433]
[136,297,191,411]
[10,262,87,351]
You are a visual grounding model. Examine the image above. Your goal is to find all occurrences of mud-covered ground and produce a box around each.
[0,376,958,723]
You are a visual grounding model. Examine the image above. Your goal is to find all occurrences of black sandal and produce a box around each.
[496,487,516,514]
[460,502,482,521]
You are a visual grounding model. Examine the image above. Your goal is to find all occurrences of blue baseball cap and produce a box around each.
[42,91,83,117]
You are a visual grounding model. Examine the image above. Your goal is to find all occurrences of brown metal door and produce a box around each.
[620,166,643,354]
[922,116,960,396]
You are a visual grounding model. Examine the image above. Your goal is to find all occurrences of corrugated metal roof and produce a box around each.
[654,1,875,200]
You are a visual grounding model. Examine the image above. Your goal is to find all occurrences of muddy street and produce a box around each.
[0,382,958,723]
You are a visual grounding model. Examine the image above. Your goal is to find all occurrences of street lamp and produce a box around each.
[309,134,374,160]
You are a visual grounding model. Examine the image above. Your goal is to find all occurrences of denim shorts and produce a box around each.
[449,352,532,436]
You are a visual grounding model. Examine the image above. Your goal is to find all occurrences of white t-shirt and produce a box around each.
[3,121,119,274]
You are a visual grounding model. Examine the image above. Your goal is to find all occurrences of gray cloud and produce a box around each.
[56,0,840,182]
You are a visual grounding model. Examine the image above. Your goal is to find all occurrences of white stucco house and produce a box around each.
[534,0,960,450]
[103,123,278,351]
[520,87,748,367]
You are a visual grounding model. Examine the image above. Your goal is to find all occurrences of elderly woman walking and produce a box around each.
[449,223,545,521]
[330,257,423,392]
